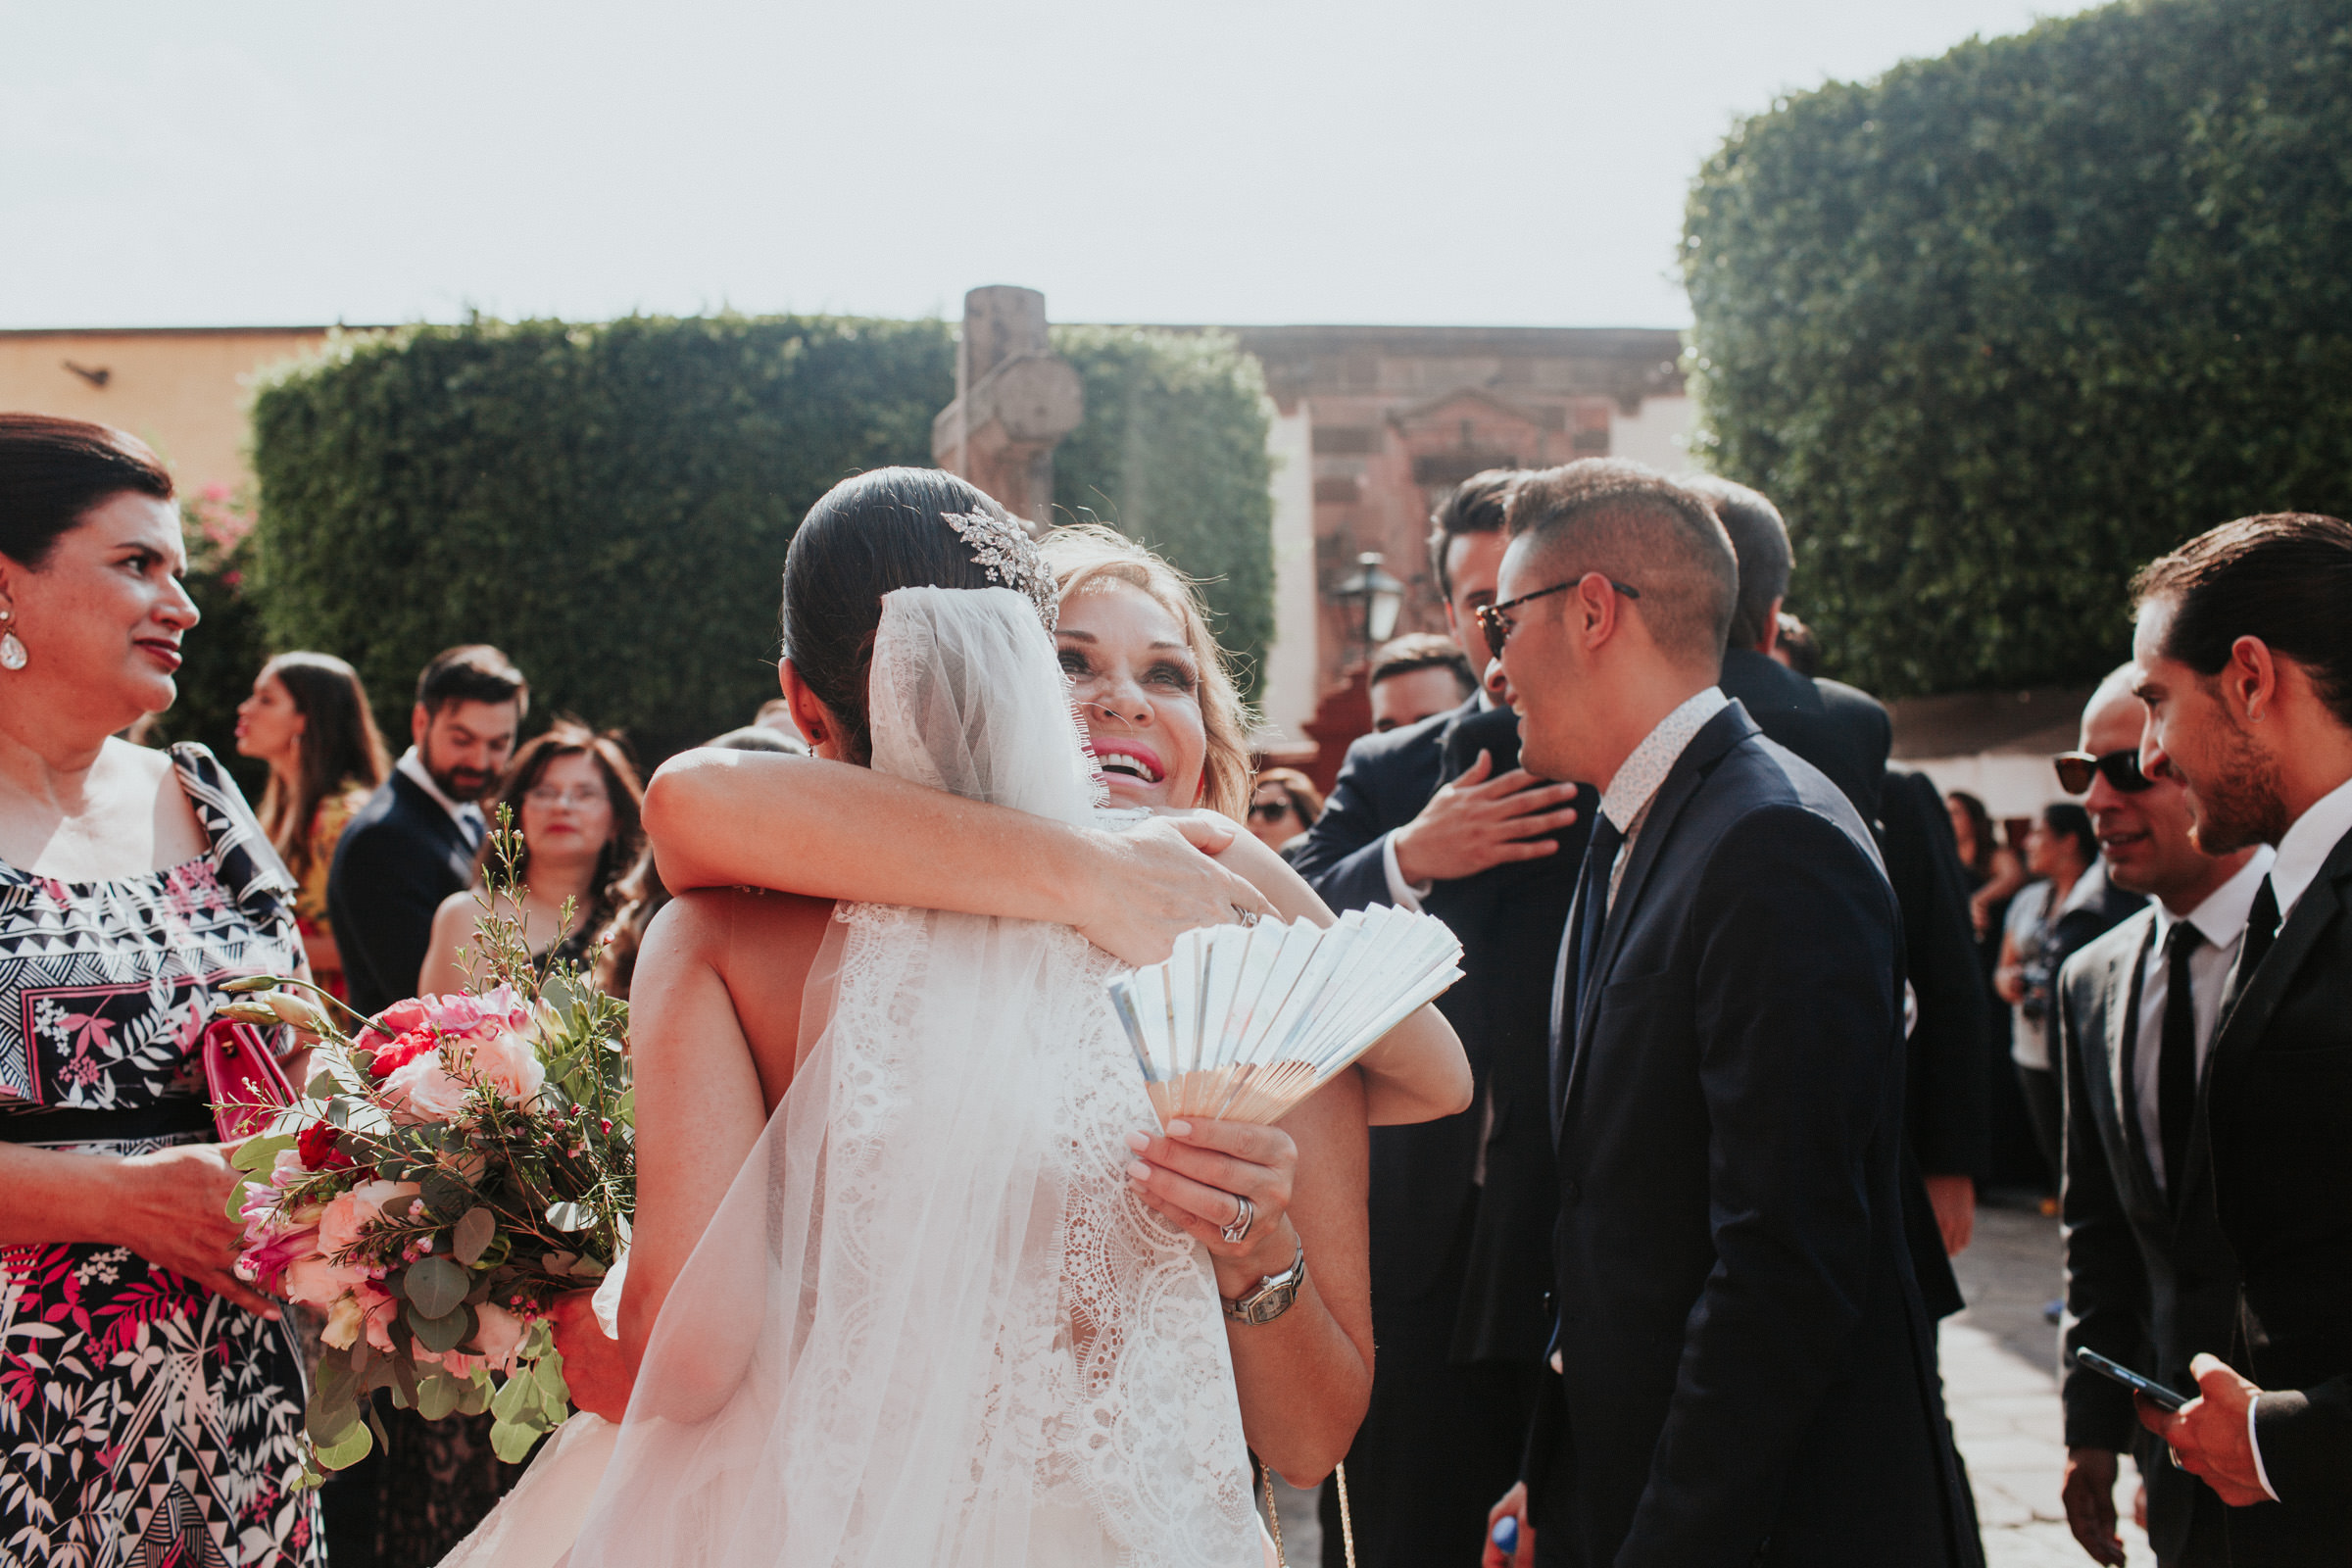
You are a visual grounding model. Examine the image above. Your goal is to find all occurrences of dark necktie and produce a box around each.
[461,811,487,856]
[1572,817,1626,1027]
[2222,875,2278,1019]
[2158,921,2199,1200]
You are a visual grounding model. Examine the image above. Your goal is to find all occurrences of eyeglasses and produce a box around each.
[1475,575,1642,653]
[524,784,608,809]
[1248,799,1297,825]
[2053,749,2154,796]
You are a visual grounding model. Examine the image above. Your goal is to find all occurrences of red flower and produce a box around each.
[357,999,433,1053]
[298,1122,355,1170]
[367,1026,439,1080]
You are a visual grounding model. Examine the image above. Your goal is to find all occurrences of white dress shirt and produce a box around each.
[396,747,488,845]
[2131,848,2274,1195]
[1595,686,1731,910]
[2268,774,2352,921]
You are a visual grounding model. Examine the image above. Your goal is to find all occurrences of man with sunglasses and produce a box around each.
[2052,668,2269,1568]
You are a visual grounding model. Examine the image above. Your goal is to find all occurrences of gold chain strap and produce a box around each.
[1261,1461,1354,1568]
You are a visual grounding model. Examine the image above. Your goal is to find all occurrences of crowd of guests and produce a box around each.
[4,405,2348,1568]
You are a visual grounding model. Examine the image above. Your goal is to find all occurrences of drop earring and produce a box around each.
[0,610,24,672]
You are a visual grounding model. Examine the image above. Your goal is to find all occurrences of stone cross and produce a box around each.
[931,285,1083,532]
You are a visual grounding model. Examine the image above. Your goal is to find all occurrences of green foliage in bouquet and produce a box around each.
[1050,325,1277,702]
[223,812,633,1478]
[1684,0,2352,697]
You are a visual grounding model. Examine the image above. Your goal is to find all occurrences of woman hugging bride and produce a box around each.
[448,468,1469,1568]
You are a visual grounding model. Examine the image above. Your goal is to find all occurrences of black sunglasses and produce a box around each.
[1475,574,1642,653]
[1249,798,1297,824]
[2054,749,2154,796]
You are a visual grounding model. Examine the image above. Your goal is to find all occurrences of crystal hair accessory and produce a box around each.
[1107,905,1464,1128]
[943,508,1058,631]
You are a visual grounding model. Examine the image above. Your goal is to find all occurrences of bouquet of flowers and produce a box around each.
[220,818,633,1480]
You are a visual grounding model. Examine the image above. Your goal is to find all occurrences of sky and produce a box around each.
[4,0,2058,331]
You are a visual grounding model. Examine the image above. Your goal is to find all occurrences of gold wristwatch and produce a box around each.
[1221,1243,1307,1325]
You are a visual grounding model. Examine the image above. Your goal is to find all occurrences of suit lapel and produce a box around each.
[1555,707,1753,1135]
[2197,831,2352,1161]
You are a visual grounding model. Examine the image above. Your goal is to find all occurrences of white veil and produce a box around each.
[447,586,1258,1568]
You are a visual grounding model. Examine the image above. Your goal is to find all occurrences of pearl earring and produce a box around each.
[0,610,24,672]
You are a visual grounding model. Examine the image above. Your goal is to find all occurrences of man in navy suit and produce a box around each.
[2132,514,2352,1551]
[1483,464,1977,1567]
[327,644,527,1018]
[1291,470,1592,1567]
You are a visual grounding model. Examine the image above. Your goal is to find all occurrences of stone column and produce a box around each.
[931,285,1084,532]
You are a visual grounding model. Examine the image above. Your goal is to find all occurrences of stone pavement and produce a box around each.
[1264,1200,2159,1566]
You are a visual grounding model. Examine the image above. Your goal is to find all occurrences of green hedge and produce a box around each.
[1051,326,1275,700]
[1684,0,2352,697]
[251,315,956,762]
[145,489,268,795]
[248,315,1278,762]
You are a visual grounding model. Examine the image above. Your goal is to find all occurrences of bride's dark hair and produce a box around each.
[781,466,1009,763]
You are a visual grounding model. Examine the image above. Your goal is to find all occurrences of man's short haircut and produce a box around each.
[1775,612,1820,677]
[1427,468,1530,600]
[1683,475,1791,654]
[416,644,529,719]
[1370,632,1475,696]
[1502,461,1740,669]
[2132,513,2352,730]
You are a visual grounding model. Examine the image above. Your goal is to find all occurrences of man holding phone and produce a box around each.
[2053,666,2269,1566]
[1289,469,1592,1567]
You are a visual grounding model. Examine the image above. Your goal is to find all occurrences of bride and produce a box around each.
[459,469,1467,1567]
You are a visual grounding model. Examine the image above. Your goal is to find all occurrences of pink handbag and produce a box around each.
[201,1017,297,1141]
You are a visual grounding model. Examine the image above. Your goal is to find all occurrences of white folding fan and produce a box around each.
[1106,905,1465,1128]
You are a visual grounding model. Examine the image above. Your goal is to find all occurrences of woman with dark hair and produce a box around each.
[416,721,646,997]
[0,415,322,1564]
[1994,802,2140,1189]
[1247,768,1324,856]
[451,468,1465,1568]
[237,650,390,997]
[1945,788,2027,941]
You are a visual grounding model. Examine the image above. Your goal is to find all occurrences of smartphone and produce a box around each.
[2072,1348,2190,1412]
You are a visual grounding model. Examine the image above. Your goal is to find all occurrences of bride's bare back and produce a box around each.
[618,888,834,1355]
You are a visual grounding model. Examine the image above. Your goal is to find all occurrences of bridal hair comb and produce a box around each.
[1107,906,1464,1128]
[944,508,1059,631]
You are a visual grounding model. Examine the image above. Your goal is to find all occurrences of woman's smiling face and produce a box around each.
[1055,577,1207,811]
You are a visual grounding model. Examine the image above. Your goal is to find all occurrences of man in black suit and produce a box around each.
[327,645,526,1017]
[1484,464,1976,1567]
[2053,668,2269,1566]
[1690,475,1987,1298]
[2129,514,2352,1551]
[1291,470,1592,1567]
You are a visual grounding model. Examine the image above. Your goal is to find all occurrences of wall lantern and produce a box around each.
[1333,551,1405,650]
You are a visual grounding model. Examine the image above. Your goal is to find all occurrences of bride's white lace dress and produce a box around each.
[442,586,1260,1568]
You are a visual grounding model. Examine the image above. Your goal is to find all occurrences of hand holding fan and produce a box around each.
[1106,905,1464,1128]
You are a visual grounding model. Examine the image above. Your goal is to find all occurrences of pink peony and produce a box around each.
[283,1248,370,1307]
[457,1030,545,1107]
[317,1178,421,1262]
[381,1054,472,1123]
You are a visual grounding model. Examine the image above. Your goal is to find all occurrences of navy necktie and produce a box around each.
[2157,920,2199,1200]
[1572,817,1625,1027]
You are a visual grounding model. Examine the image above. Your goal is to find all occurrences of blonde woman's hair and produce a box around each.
[1042,525,1254,821]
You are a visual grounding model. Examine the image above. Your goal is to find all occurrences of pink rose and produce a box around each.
[459,1031,546,1107]
[381,1055,472,1123]
[317,1178,421,1262]
[283,1248,370,1306]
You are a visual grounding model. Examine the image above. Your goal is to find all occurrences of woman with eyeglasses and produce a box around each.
[1247,766,1323,856]
[416,720,648,997]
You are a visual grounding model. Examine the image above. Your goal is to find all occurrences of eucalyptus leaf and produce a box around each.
[533,1352,571,1412]
[407,1300,472,1353]
[489,1416,544,1464]
[406,1255,468,1319]
[314,1420,374,1470]
[416,1372,465,1421]
[231,1134,296,1173]
[452,1206,496,1266]
[490,1370,535,1424]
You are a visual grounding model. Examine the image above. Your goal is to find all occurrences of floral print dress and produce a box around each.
[0,746,321,1568]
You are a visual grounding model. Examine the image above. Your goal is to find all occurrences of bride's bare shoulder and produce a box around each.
[631,888,833,1106]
